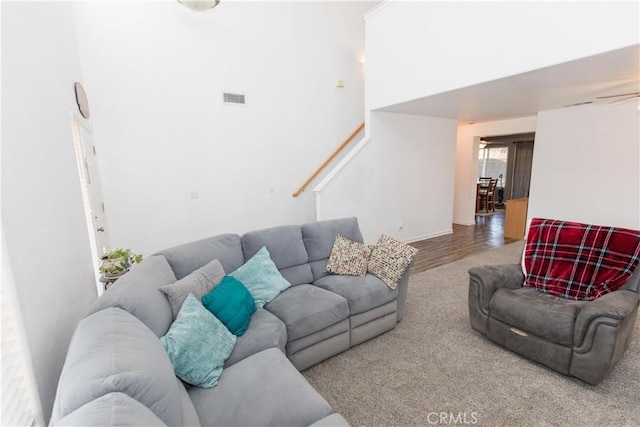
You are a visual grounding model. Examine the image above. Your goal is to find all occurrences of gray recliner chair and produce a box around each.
[468,263,640,385]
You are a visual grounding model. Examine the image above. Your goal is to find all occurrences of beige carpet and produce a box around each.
[303,242,640,427]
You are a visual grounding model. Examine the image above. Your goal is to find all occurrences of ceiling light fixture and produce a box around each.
[178,0,220,11]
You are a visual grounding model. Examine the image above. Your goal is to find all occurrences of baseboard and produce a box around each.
[403,228,453,243]
[453,219,476,226]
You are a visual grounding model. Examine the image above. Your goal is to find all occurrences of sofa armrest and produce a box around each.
[468,264,524,313]
[571,290,640,384]
[574,290,640,348]
[395,260,413,322]
[621,267,640,292]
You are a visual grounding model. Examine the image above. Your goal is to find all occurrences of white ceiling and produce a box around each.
[378,45,640,124]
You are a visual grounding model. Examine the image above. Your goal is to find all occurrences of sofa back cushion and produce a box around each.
[50,308,183,426]
[87,255,176,337]
[302,217,364,281]
[241,225,313,286]
[156,233,244,279]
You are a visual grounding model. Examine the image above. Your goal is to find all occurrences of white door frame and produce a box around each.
[70,111,111,293]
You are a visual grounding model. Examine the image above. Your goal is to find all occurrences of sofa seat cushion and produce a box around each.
[188,348,333,427]
[490,287,588,346]
[314,273,397,315]
[286,319,350,356]
[264,284,349,341]
[224,308,287,367]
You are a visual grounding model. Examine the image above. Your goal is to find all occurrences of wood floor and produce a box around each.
[409,210,519,274]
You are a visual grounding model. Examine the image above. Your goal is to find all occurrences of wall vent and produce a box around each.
[223,92,246,105]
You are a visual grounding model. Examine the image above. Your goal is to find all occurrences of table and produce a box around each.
[100,275,121,290]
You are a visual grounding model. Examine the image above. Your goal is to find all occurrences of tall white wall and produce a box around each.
[528,102,640,229]
[1,2,98,420]
[320,111,458,243]
[454,116,538,225]
[365,1,639,111]
[72,1,371,255]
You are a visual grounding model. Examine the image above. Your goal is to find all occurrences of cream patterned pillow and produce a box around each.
[324,234,373,277]
[368,234,419,289]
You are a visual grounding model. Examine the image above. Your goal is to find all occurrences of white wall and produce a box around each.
[454,116,538,225]
[528,102,640,229]
[1,2,98,420]
[320,111,458,243]
[365,1,639,111]
[72,1,371,255]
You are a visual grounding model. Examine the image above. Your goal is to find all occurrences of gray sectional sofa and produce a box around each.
[49,217,412,426]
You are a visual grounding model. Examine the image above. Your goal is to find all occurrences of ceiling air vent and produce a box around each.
[223,92,246,105]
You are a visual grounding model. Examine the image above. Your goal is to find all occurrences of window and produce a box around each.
[478,146,508,185]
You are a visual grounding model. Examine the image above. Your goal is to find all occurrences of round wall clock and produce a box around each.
[74,82,90,119]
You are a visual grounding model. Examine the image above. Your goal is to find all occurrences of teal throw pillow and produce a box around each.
[160,294,236,388]
[201,275,256,336]
[229,246,291,308]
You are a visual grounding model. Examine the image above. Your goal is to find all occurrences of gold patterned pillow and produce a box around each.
[324,234,373,277]
[368,234,419,289]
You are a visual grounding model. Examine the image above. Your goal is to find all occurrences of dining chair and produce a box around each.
[477,178,498,212]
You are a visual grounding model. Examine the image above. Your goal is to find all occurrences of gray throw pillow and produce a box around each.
[160,259,225,318]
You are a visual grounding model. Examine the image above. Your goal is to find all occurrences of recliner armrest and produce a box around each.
[574,290,640,348]
[468,264,524,313]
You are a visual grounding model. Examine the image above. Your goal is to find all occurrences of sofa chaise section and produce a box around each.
[50,307,337,426]
[188,348,334,427]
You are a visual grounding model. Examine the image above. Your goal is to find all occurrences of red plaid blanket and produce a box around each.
[523,218,640,301]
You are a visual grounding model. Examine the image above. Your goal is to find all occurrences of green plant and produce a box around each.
[99,248,143,276]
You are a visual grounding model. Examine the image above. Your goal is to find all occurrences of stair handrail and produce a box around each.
[292,122,365,197]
